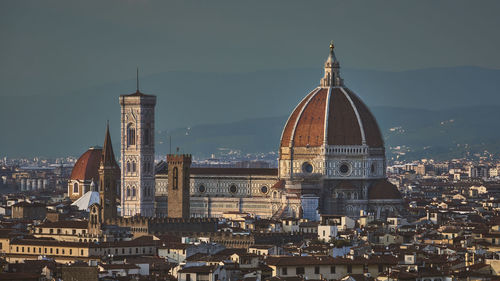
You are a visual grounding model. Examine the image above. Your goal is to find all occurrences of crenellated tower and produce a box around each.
[167,154,191,219]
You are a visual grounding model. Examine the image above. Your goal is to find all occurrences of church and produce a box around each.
[68,43,403,221]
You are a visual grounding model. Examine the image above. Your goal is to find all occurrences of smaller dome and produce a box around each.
[71,191,100,211]
[70,147,102,181]
[368,180,402,200]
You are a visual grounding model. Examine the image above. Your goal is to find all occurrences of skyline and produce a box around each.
[2,1,500,158]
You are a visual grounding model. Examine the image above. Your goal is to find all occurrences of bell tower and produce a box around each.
[120,71,157,217]
[98,123,120,221]
[167,154,191,219]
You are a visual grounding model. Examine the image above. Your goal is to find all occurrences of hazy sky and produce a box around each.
[1,0,500,97]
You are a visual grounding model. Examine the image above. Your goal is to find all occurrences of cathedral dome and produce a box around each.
[280,42,383,149]
[280,87,383,148]
[70,147,102,181]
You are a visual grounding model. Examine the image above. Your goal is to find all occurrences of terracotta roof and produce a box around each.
[100,263,140,270]
[37,220,88,229]
[368,180,402,200]
[271,180,285,190]
[265,255,398,266]
[280,87,383,148]
[178,265,216,273]
[191,167,278,176]
[122,90,155,97]
[70,147,102,181]
[12,202,45,208]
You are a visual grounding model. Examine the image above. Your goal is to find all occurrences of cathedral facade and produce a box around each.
[69,42,403,221]
[169,43,402,220]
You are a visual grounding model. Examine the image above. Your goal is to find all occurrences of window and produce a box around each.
[132,162,136,172]
[127,188,131,197]
[296,267,305,275]
[186,274,191,281]
[347,265,352,273]
[73,183,78,193]
[282,267,288,275]
[127,124,136,146]
[315,266,320,274]
[70,249,72,255]
[330,266,336,274]
[132,187,136,197]
[260,186,268,194]
[81,250,83,255]
[378,264,383,273]
[127,161,130,173]
[173,167,178,190]
[302,162,313,173]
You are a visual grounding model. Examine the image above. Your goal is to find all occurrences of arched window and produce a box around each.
[173,167,178,190]
[127,124,136,146]
[132,162,136,173]
[127,161,130,173]
[132,187,136,197]
[73,183,78,193]
[126,188,131,197]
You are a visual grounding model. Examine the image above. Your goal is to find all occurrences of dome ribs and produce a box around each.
[280,88,319,147]
[345,88,384,147]
[293,89,327,147]
[327,88,362,146]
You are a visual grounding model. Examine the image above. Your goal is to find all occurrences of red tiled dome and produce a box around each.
[280,87,383,148]
[368,180,402,200]
[70,147,102,181]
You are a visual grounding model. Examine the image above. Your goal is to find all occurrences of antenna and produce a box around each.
[136,66,139,92]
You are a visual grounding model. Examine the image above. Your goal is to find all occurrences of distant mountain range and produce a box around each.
[1,66,500,159]
[159,105,500,161]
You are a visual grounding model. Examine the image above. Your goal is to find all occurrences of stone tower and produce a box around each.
[88,203,102,236]
[98,123,120,221]
[120,83,156,217]
[167,154,191,219]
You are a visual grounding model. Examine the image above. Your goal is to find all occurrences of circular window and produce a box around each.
[339,163,350,175]
[260,186,268,194]
[198,185,206,193]
[302,162,313,173]
[229,185,237,193]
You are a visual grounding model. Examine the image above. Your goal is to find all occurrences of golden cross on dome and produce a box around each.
[330,40,334,50]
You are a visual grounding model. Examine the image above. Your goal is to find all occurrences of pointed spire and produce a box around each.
[101,122,119,169]
[320,40,343,87]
